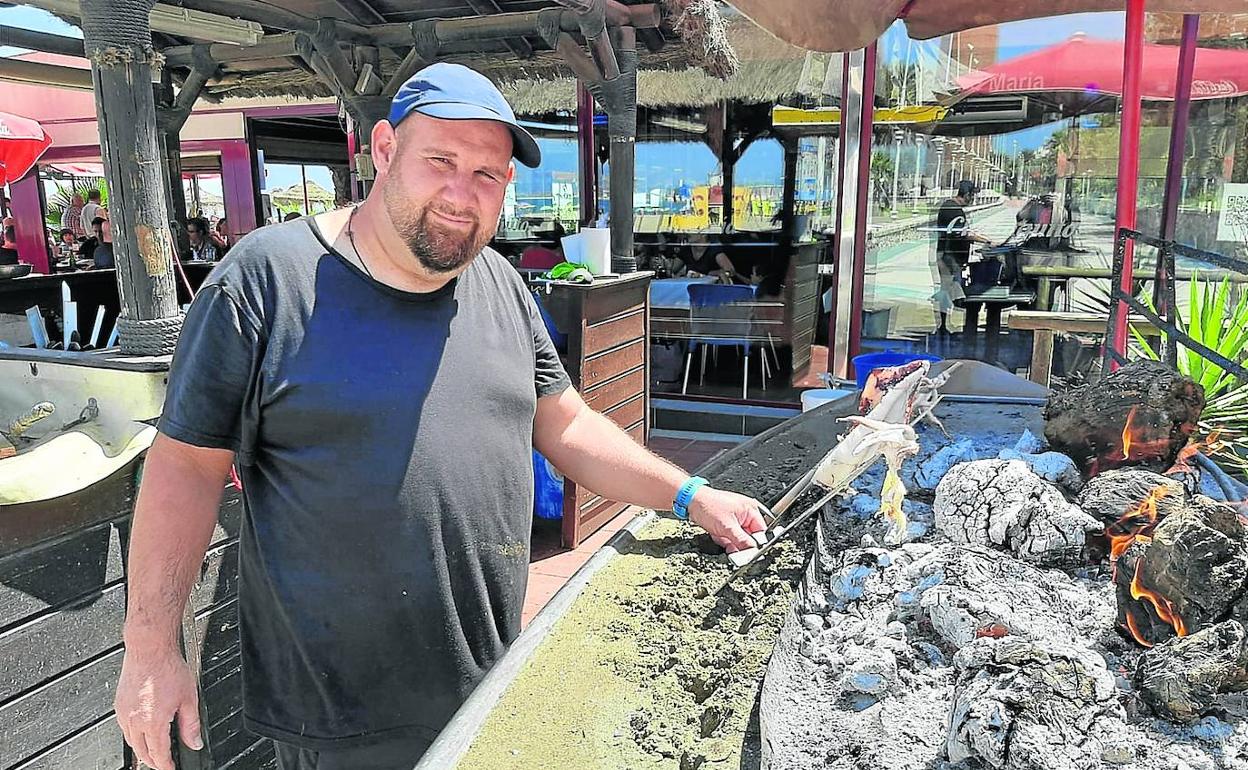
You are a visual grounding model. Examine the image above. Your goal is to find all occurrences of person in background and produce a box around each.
[186,217,218,261]
[80,189,103,236]
[283,211,303,222]
[932,180,992,336]
[62,193,87,239]
[0,221,19,265]
[80,217,104,264]
[93,216,115,269]
[57,228,78,261]
[211,217,231,256]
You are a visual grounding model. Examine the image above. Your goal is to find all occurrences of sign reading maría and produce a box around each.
[1217,183,1248,244]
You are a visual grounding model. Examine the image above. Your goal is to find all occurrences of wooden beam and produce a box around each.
[370,5,660,47]
[164,0,372,42]
[463,0,534,59]
[0,25,84,57]
[636,27,664,52]
[162,34,301,67]
[383,45,427,96]
[0,57,95,90]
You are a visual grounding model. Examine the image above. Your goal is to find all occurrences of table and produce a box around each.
[648,277,716,310]
[1008,310,1160,387]
[958,284,1037,365]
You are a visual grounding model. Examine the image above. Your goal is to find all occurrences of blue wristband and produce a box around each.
[673,476,709,520]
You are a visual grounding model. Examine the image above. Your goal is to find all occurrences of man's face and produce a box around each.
[92,222,104,240]
[61,232,74,244]
[374,112,515,274]
[187,224,202,244]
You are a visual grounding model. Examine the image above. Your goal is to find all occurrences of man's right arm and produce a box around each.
[114,433,235,770]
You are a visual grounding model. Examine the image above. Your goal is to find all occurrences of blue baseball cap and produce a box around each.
[388,62,541,168]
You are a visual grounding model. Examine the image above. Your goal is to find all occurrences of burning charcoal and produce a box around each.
[1115,497,1248,647]
[997,448,1084,493]
[1078,469,1187,527]
[1137,620,1248,724]
[947,636,1121,770]
[933,459,1101,567]
[1044,360,1204,477]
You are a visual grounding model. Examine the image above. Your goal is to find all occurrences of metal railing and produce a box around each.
[1101,227,1248,380]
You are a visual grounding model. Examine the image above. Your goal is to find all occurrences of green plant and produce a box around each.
[45,180,109,229]
[1131,275,1248,476]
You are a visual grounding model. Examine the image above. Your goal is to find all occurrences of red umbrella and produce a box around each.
[0,111,53,186]
[725,0,1245,53]
[955,33,1248,109]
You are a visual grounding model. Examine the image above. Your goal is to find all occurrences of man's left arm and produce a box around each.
[533,388,766,552]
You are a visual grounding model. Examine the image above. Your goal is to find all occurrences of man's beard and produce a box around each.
[384,182,494,274]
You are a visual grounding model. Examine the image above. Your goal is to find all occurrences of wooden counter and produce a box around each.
[535,272,652,548]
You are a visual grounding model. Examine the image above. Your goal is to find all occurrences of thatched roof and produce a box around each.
[500,18,841,114]
[28,0,745,102]
[150,0,742,102]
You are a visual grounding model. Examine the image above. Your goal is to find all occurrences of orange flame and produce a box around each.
[1124,612,1154,649]
[1128,559,1188,642]
[1105,488,1170,562]
[1122,406,1139,459]
[1168,430,1226,475]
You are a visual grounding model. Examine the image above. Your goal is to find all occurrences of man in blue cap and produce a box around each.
[114,63,767,770]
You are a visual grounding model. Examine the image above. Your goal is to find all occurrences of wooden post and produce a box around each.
[577,81,598,227]
[584,27,638,274]
[720,102,736,231]
[80,0,182,356]
[780,136,799,242]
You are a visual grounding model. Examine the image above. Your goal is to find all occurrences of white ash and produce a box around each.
[947,636,1123,770]
[915,439,978,492]
[933,459,1101,567]
[1013,428,1046,454]
[997,447,1085,493]
[912,544,1116,648]
[760,400,1248,770]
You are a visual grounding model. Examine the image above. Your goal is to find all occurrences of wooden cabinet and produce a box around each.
[536,272,653,547]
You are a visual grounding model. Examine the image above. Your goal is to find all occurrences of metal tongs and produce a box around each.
[714,362,960,594]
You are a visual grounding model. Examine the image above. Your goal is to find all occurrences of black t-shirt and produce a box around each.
[0,247,18,266]
[936,198,972,265]
[159,217,571,749]
[92,242,115,269]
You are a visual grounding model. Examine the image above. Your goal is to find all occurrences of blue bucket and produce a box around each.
[852,352,943,390]
[533,450,564,520]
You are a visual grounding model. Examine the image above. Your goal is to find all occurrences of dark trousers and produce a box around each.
[272,735,432,770]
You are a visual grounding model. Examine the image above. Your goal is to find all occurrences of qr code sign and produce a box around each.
[1217,183,1248,244]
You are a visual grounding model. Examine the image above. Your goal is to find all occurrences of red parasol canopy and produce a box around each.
[955,34,1248,105]
[0,111,53,186]
[725,0,1246,53]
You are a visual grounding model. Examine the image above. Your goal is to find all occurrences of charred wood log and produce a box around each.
[1044,361,1204,477]
[1115,497,1248,647]
[1137,619,1248,723]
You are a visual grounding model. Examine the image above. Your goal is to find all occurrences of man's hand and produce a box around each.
[115,646,204,770]
[687,486,768,553]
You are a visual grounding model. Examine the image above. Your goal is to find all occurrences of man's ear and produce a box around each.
[507,162,516,184]
[371,121,399,176]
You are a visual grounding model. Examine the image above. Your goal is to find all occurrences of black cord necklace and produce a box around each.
[345,205,375,279]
